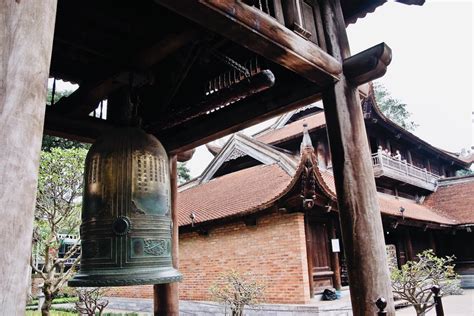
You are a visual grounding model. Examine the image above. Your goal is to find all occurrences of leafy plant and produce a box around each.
[390,249,462,316]
[373,82,418,131]
[210,270,265,316]
[31,148,87,316]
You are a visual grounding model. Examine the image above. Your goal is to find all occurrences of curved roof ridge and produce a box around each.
[365,83,470,167]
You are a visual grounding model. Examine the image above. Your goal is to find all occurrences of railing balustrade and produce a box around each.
[372,152,440,188]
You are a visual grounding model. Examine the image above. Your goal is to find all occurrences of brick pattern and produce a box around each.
[180,211,310,304]
[424,177,474,224]
[107,211,311,304]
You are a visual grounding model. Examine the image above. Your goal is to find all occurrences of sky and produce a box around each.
[51,1,473,178]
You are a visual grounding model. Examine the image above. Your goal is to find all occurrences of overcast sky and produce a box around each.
[51,1,473,178]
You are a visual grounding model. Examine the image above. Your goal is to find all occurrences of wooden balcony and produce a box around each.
[372,153,440,191]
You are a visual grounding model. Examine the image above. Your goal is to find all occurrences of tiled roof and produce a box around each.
[424,175,474,225]
[177,164,292,227]
[256,112,326,144]
[177,161,459,227]
[317,169,457,225]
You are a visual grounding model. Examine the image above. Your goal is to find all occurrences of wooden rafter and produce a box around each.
[154,0,342,85]
[51,30,200,117]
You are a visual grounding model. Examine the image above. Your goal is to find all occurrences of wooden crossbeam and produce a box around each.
[343,43,392,86]
[51,30,199,117]
[154,0,342,85]
[159,78,323,153]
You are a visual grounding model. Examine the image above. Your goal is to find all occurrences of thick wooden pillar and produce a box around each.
[0,1,57,314]
[320,0,395,314]
[154,155,179,315]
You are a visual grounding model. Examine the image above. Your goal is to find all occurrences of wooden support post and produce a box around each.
[154,155,180,316]
[304,216,315,297]
[0,1,57,314]
[319,0,395,314]
[329,219,342,291]
[404,228,414,260]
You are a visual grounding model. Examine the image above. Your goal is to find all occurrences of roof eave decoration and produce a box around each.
[364,83,470,167]
[197,133,298,185]
[345,0,425,25]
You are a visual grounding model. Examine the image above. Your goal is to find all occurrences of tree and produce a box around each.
[75,288,109,316]
[390,249,462,316]
[210,270,265,316]
[178,162,191,184]
[373,82,418,131]
[31,148,87,316]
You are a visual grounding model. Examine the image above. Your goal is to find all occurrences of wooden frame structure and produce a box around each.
[0,0,425,315]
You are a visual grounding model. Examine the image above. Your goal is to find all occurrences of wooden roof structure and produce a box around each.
[45,0,422,154]
[1,0,426,314]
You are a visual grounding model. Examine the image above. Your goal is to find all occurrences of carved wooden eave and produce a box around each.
[178,138,338,231]
[197,133,299,185]
[363,83,470,169]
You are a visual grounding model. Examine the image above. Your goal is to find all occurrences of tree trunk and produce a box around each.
[41,290,53,316]
[0,1,57,314]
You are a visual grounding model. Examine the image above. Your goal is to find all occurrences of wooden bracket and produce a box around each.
[343,43,392,86]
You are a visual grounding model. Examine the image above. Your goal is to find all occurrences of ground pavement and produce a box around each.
[96,289,473,315]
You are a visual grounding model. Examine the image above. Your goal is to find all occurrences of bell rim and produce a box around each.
[68,269,182,287]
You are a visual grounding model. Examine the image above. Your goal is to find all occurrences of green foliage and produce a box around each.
[178,162,191,184]
[391,249,462,316]
[373,82,418,131]
[35,148,87,236]
[210,270,265,316]
[42,135,90,152]
[46,89,73,106]
[26,311,76,316]
[32,147,87,315]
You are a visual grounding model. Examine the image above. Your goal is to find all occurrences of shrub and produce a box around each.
[210,270,265,316]
[391,249,462,316]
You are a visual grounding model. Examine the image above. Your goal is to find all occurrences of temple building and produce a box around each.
[109,85,474,303]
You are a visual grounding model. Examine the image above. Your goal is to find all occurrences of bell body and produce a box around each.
[69,127,182,287]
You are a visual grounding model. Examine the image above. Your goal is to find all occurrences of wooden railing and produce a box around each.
[372,152,440,190]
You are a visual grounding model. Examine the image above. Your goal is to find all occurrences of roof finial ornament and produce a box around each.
[300,123,313,152]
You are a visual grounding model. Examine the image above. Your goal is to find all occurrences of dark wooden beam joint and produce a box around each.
[343,43,392,86]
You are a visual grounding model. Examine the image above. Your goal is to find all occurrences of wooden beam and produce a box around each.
[343,43,392,86]
[319,0,395,315]
[0,1,57,314]
[154,155,180,316]
[159,77,322,153]
[43,109,111,143]
[154,0,342,85]
[152,69,276,131]
[51,30,199,117]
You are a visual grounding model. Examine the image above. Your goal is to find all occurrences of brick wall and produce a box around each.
[107,211,310,304]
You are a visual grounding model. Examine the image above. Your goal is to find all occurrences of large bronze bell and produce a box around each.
[69,126,181,287]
